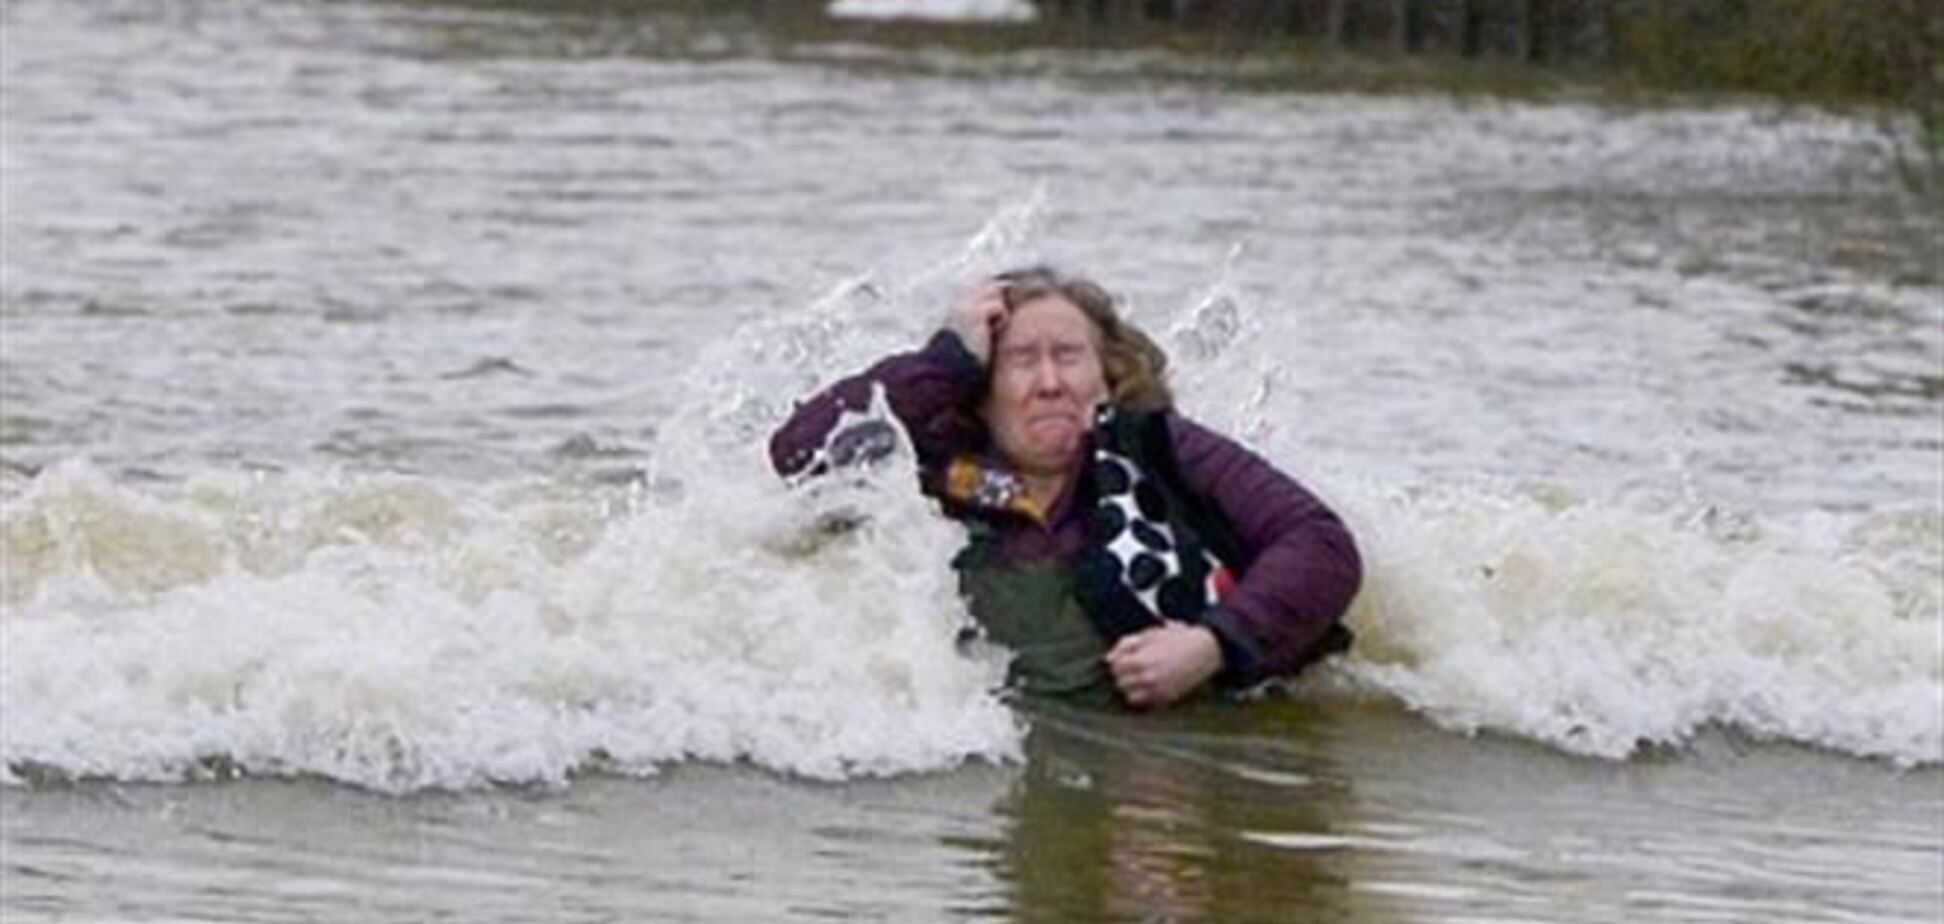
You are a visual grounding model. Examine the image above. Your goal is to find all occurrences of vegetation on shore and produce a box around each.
[1027,0,1939,195]
[1602,0,1938,198]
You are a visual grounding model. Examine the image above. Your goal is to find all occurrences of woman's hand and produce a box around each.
[1105,623,1223,709]
[944,282,1010,366]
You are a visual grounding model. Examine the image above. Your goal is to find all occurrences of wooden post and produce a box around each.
[1512,0,1530,61]
[1597,0,1615,64]
[1524,0,1547,63]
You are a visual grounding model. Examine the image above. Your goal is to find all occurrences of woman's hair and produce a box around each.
[993,265,1174,412]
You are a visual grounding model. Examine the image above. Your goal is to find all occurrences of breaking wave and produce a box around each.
[3,203,1937,790]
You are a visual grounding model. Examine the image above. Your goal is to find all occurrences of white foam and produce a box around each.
[1328,480,1942,766]
[0,458,1019,790]
[7,446,1933,787]
[827,0,1036,24]
[2,201,1057,793]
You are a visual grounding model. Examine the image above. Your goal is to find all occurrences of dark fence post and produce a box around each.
[1512,0,1531,61]
[1597,0,1617,64]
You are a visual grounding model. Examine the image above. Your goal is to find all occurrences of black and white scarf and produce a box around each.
[1077,407,1237,640]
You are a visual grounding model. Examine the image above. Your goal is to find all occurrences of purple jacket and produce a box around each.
[770,331,1362,685]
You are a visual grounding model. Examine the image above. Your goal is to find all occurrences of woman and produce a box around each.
[770,267,1361,709]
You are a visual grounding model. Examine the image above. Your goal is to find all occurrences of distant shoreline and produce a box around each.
[720,0,1942,195]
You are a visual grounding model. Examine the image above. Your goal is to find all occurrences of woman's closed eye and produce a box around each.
[998,346,1039,369]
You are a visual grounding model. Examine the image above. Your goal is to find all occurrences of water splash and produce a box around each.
[4,197,1938,790]
[1333,479,1942,766]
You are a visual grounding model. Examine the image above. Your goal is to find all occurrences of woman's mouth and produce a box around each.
[1026,410,1079,430]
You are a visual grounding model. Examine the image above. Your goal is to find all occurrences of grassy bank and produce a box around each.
[1605,0,1939,197]
[1021,0,1940,195]
[1606,0,1931,102]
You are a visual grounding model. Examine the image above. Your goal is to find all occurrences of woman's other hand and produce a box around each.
[945,282,1010,366]
[1105,623,1223,709]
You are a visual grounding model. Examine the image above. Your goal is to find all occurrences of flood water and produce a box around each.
[2,1,1940,921]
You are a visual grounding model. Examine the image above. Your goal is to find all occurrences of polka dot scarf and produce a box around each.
[1078,406,1237,639]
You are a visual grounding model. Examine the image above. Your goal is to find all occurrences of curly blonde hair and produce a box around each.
[993,266,1174,412]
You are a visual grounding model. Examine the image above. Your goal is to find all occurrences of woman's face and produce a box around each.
[982,294,1110,476]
